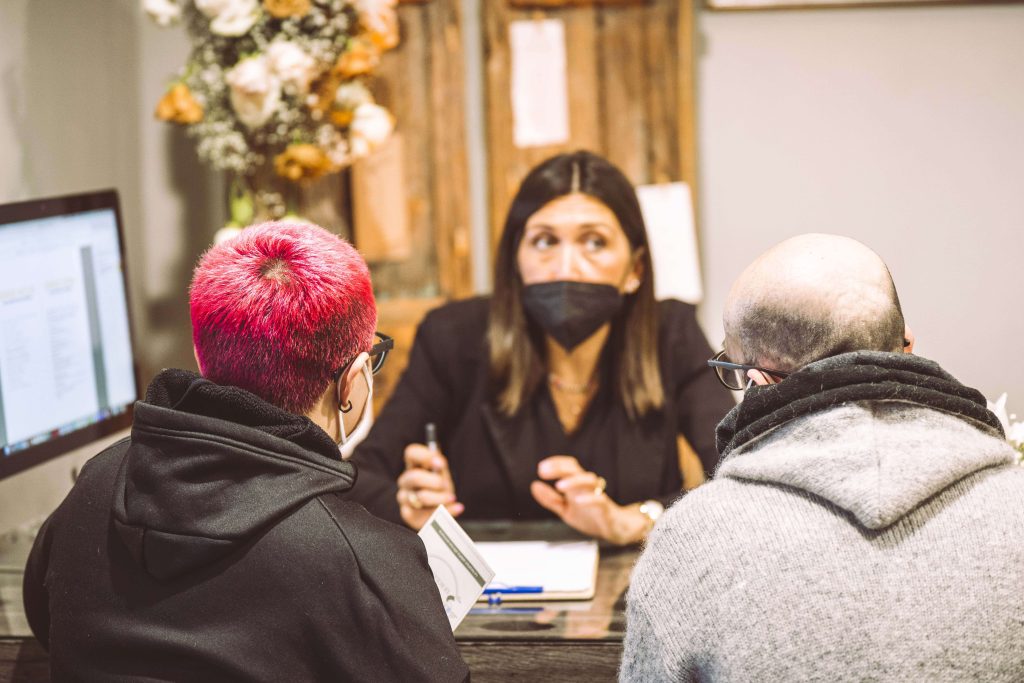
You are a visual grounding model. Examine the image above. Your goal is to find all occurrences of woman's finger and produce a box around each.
[397,468,448,492]
[536,455,583,480]
[530,480,567,516]
[553,471,601,494]
[403,443,448,472]
[405,488,456,509]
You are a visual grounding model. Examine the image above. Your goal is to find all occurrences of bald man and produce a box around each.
[621,234,1024,682]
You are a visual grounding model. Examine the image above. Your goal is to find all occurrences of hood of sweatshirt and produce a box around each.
[715,352,1013,531]
[112,369,355,581]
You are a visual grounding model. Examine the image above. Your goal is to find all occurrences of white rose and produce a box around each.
[334,81,373,111]
[349,103,393,156]
[225,56,282,129]
[267,41,318,96]
[143,0,182,26]
[195,0,259,36]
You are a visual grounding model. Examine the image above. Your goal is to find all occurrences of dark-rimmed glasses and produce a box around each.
[335,331,394,381]
[707,350,790,391]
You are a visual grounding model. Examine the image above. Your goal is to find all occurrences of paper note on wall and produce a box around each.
[352,132,412,262]
[636,182,703,304]
[509,19,570,148]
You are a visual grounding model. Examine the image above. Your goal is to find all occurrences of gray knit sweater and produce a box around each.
[621,400,1024,681]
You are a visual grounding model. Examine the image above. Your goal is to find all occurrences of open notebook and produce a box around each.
[475,540,599,601]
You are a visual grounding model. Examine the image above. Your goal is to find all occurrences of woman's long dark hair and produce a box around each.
[488,150,663,419]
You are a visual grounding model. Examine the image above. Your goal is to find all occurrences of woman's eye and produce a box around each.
[531,233,557,250]
[582,234,608,251]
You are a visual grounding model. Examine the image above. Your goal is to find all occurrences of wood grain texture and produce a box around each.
[459,642,622,681]
[510,0,649,7]
[482,1,699,263]
[428,0,475,299]
[367,0,472,300]
[0,639,48,683]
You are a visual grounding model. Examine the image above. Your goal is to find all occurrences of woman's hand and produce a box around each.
[530,456,651,545]
[396,444,463,530]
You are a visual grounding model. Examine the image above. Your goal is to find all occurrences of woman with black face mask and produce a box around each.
[345,151,734,544]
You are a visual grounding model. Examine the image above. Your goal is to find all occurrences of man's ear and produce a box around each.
[747,369,776,386]
[336,352,369,409]
[193,345,203,374]
[903,325,915,354]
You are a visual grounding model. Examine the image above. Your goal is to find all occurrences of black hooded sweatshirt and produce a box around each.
[23,369,469,682]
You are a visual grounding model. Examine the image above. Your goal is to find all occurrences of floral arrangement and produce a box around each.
[988,393,1024,465]
[146,0,398,220]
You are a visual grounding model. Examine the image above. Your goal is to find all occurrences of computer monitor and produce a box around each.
[0,190,139,482]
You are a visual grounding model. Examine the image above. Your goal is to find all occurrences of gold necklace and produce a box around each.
[548,373,596,394]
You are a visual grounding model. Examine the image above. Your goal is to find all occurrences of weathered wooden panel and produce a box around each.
[367,0,472,301]
[482,1,697,253]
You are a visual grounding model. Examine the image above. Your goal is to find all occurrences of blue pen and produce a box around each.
[482,585,544,595]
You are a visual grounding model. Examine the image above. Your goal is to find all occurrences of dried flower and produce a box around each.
[274,143,335,181]
[143,0,182,26]
[226,55,282,129]
[355,0,399,51]
[263,0,312,19]
[146,0,396,184]
[155,83,204,124]
[334,80,373,111]
[266,40,318,96]
[349,102,393,155]
[195,0,260,36]
[333,39,380,79]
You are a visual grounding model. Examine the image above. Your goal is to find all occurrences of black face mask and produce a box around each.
[520,281,623,351]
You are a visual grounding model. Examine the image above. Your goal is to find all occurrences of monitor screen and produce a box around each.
[0,190,138,480]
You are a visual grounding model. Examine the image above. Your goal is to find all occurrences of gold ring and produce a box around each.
[407,490,423,510]
[594,476,607,496]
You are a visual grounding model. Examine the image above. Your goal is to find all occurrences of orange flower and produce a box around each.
[154,83,203,125]
[263,0,311,19]
[329,109,354,128]
[274,143,335,182]
[333,39,380,79]
[359,0,400,51]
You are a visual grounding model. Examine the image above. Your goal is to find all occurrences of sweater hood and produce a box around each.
[112,369,355,581]
[716,352,1014,530]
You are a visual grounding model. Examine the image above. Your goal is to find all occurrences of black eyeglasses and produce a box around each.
[707,350,790,391]
[335,331,394,381]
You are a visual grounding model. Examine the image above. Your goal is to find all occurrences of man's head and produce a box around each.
[190,221,376,415]
[724,234,909,377]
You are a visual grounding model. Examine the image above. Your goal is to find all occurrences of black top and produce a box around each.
[347,297,734,524]
[23,369,468,683]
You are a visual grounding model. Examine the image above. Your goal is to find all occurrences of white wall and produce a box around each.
[696,3,1024,416]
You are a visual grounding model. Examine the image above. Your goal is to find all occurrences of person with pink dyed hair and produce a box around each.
[24,221,469,682]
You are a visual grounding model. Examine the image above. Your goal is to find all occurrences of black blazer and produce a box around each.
[348,297,734,524]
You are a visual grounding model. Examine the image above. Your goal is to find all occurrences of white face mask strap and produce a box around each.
[338,359,374,451]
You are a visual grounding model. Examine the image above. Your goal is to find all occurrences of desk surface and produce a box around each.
[456,521,633,644]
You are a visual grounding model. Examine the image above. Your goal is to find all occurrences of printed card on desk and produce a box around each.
[418,506,495,631]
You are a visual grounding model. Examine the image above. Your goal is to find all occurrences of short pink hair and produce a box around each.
[190,221,376,414]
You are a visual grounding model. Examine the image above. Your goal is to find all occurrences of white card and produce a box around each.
[636,182,703,304]
[510,18,570,148]
[418,506,495,630]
